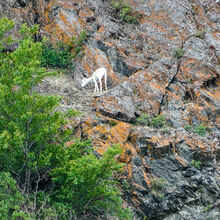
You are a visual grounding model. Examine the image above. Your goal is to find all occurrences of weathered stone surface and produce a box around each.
[1,0,220,219]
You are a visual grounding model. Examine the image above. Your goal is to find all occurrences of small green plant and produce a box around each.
[136,114,150,125]
[195,124,206,136]
[197,188,203,193]
[173,48,185,59]
[121,179,133,192]
[151,115,166,128]
[112,0,140,24]
[203,204,213,213]
[109,120,118,127]
[41,31,86,69]
[161,126,169,134]
[194,29,206,39]
[151,177,165,191]
[0,172,29,219]
[184,124,193,131]
[151,177,165,199]
[191,159,202,169]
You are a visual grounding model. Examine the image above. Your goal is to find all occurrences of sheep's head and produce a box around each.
[81,78,89,87]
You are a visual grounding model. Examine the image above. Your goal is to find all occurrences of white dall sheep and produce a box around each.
[81,67,108,92]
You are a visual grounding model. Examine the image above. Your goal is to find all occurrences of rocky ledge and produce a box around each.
[1,0,219,219]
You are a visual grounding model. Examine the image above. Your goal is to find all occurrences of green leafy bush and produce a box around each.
[151,115,166,128]
[52,143,132,218]
[151,177,165,199]
[0,172,29,219]
[195,124,206,136]
[203,204,213,213]
[41,30,86,69]
[191,160,202,169]
[109,120,118,127]
[112,0,140,24]
[184,124,193,131]
[136,114,150,125]
[184,123,207,137]
[173,48,185,59]
[151,177,165,191]
[194,29,206,39]
[135,114,167,129]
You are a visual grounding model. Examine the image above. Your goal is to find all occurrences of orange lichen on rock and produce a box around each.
[133,183,146,191]
[143,170,151,187]
[127,163,133,178]
[119,142,136,163]
[175,155,187,166]
[131,195,141,205]
[81,117,133,155]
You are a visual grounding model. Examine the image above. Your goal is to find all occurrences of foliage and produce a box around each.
[194,29,206,39]
[135,114,167,129]
[112,0,140,24]
[109,120,118,127]
[197,188,203,193]
[173,48,185,59]
[0,17,14,51]
[184,124,192,131]
[184,123,207,137]
[0,18,130,219]
[151,115,166,128]
[0,172,29,219]
[191,160,202,170]
[150,177,165,199]
[41,30,87,69]
[0,20,68,193]
[52,143,132,218]
[195,124,206,136]
[203,204,213,213]
[136,114,150,125]
[151,177,165,191]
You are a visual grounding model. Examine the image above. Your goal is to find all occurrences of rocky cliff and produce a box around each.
[1,0,219,219]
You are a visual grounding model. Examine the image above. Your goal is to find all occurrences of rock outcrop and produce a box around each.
[1,0,219,219]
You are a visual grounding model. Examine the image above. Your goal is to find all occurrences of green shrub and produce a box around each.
[195,124,206,136]
[151,177,165,191]
[109,120,118,127]
[136,114,150,125]
[197,188,203,193]
[41,30,86,69]
[203,204,213,213]
[194,29,206,39]
[135,114,167,129]
[151,177,165,199]
[112,0,140,24]
[0,172,29,219]
[184,123,208,137]
[184,124,192,131]
[51,143,132,219]
[151,115,166,128]
[173,48,185,59]
[191,160,202,169]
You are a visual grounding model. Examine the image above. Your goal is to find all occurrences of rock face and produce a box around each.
[1,0,220,219]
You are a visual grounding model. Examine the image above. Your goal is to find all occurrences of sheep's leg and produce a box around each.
[99,76,102,92]
[94,78,98,92]
[104,73,107,90]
